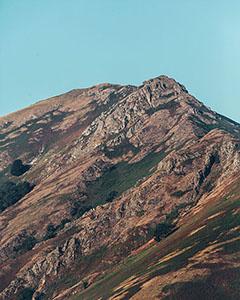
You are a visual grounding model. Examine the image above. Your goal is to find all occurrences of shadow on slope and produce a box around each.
[74,179,240,300]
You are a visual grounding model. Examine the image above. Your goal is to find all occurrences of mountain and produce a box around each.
[0,76,239,300]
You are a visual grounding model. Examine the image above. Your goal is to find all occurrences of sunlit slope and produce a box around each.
[75,177,240,300]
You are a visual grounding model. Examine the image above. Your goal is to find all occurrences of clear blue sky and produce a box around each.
[0,0,239,122]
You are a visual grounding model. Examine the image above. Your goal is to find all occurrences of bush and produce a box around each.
[13,234,37,254]
[43,223,57,240]
[154,222,175,242]
[166,203,188,224]
[10,159,31,176]
[43,219,71,240]
[0,181,34,212]
[17,287,35,300]
[58,218,71,229]
[171,190,187,198]
[82,280,88,289]
[70,202,92,219]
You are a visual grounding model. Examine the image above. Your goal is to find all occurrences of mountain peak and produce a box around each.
[142,75,188,93]
[0,75,240,300]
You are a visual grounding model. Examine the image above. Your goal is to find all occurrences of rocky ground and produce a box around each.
[0,75,239,299]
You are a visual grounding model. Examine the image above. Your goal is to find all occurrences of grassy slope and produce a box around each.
[86,150,166,206]
[73,178,240,300]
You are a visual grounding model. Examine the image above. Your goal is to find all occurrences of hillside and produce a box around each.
[0,76,239,300]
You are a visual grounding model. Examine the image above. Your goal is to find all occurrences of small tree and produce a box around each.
[0,181,34,212]
[70,201,92,218]
[43,223,57,240]
[17,287,35,300]
[154,222,175,242]
[10,159,30,176]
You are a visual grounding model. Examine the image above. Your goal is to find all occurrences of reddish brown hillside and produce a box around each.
[0,76,239,300]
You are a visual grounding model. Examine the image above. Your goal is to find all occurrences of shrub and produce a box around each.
[0,181,34,212]
[43,219,71,240]
[58,218,71,230]
[154,222,175,242]
[100,85,109,91]
[166,203,189,224]
[13,234,37,254]
[17,287,35,300]
[171,190,187,198]
[43,223,57,240]
[82,280,88,289]
[70,202,92,219]
[10,159,31,176]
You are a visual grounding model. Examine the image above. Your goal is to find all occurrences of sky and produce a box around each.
[0,0,239,122]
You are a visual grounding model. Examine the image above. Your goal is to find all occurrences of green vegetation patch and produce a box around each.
[86,150,165,206]
[74,183,240,300]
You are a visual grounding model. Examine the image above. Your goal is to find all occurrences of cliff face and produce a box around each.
[0,76,240,300]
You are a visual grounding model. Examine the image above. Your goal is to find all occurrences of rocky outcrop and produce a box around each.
[0,75,240,299]
[2,130,240,299]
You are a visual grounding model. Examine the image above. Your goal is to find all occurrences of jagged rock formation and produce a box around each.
[0,76,239,300]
